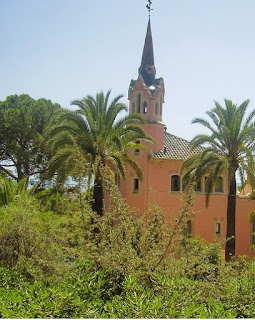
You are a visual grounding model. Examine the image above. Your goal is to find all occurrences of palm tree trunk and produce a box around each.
[92,174,104,217]
[225,174,236,261]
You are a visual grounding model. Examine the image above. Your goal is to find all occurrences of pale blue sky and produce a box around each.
[1,0,255,140]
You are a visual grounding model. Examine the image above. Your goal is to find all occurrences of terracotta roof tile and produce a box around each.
[153,132,201,160]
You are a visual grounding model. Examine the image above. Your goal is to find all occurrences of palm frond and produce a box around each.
[0,177,15,205]
[123,156,143,181]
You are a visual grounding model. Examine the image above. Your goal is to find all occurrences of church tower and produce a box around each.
[128,18,165,153]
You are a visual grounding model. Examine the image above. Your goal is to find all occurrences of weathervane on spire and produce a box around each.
[146,0,153,17]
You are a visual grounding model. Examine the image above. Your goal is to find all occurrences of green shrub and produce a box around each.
[0,172,254,318]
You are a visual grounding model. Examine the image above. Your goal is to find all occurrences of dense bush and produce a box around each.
[0,259,254,318]
[0,179,254,318]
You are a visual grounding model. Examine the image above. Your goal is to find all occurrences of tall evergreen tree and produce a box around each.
[0,94,61,184]
[49,90,154,216]
[181,99,255,261]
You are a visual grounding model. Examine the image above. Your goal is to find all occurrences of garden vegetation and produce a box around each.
[0,93,254,318]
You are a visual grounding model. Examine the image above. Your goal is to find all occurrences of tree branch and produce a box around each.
[151,183,195,272]
[0,165,18,181]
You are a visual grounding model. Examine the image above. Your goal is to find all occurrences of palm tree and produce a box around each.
[181,99,255,261]
[0,176,28,206]
[48,90,154,216]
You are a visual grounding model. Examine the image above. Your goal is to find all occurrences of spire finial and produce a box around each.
[139,15,156,86]
[146,0,153,17]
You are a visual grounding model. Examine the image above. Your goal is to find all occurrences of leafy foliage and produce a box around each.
[0,176,28,206]
[181,99,255,260]
[0,179,254,318]
[0,94,61,184]
[48,90,154,216]
[0,93,255,317]
[0,258,254,318]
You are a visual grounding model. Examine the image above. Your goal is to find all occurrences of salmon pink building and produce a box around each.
[119,19,255,258]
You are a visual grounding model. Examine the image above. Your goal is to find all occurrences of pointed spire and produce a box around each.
[139,18,156,87]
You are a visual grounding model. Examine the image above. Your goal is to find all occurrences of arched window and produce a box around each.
[143,102,147,114]
[171,175,180,192]
[215,177,223,192]
[132,102,135,114]
[137,94,141,113]
[155,102,159,115]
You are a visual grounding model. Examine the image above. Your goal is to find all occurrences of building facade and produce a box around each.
[119,18,255,258]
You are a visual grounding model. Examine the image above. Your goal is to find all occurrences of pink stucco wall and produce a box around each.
[119,151,255,258]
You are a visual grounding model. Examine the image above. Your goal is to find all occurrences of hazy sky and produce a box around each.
[1,0,255,140]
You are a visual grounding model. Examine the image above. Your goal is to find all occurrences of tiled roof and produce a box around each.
[153,132,201,160]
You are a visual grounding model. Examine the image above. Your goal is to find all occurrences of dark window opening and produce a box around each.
[133,178,139,193]
[171,175,180,192]
[137,94,141,113]
[215,222,221,235]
